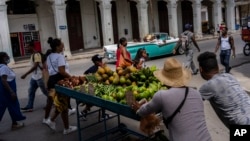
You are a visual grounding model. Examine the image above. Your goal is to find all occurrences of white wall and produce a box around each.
[8,14,39,33]
[81,0,99,49]
[36,0,56,53]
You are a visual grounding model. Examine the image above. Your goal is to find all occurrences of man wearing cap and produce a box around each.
[198,52,250,128]
[173,23,200,75]
[80,54,109,120]
[84,54,104,74]
[132,58,211,141]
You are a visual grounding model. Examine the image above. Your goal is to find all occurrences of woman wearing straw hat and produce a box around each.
[132,58,211,141]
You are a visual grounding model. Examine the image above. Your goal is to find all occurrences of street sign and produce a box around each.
[59,25,67,30]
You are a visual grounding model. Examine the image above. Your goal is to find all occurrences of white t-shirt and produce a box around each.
[140,57,146,68]
[221,36,231,50]
[0,64,16,82]
[46,53,70,76]
[31,53,43,80]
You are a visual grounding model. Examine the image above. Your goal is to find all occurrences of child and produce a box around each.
[133,48,147,70]
[80,54,109,120]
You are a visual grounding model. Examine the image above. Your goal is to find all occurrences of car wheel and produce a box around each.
[177,47,185,55]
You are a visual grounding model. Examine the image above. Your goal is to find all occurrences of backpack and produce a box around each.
[32,52,47,70]
[180,32,191,50]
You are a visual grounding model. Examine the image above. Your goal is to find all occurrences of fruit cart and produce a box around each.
[55,85,147,141]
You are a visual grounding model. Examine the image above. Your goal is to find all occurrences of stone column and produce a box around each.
[137,0,149,40]
[235,5,240,28]
[0,1,14,64]
[212,0,222,35]
[37,0,57,53]
[51,0,72,58]
[192,0,202,38]
[226,0,236,33]
[98,0,114,45]
[166,0,178,38]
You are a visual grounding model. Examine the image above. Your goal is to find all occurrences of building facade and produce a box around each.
[0,0,249,63]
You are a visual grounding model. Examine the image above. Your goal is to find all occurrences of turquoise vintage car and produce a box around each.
[103,33,184,61]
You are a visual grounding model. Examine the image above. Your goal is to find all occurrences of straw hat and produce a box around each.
[153,58,191,87]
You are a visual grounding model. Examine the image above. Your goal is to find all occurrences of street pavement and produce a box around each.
[1,33,250,141]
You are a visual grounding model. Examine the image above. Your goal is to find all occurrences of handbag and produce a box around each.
[163,87,189,128]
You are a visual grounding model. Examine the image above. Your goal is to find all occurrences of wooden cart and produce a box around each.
[55,85,148,141]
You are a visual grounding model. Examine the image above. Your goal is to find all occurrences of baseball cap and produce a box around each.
[185,24,192,29]
[92,54,103,62]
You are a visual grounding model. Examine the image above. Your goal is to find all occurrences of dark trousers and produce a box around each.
[220,49,231,73]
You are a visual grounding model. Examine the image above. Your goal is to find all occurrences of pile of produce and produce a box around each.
[57,65,167,105]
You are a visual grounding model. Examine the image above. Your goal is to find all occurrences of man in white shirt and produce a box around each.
[214,27,236,73]
[20,41,48,112]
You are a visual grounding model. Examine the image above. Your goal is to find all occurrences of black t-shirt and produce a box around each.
[84,65,98,74]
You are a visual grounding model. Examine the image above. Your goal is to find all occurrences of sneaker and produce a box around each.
[42,118,49,124]
[21,107,33,112]
[68,108,76,116]
[79,111,87,121]
[100,114,112,120]
[226,67,232,73]
[44,119,56,130]
[12,122,24,130]
[63,126,77,135]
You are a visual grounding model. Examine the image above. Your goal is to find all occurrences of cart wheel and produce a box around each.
[118,123,128,134]
[243,43,250,56]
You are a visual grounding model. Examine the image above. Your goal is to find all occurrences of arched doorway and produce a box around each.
[181,1,193,31]
[130,1,140,41]
[111,1,119,44]
[66,0,84,51]
[158,1,169,33]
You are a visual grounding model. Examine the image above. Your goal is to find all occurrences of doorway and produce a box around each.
[158,1,169,33]
[130,1,140,41]
[181,1,193,31]
[66,0,84,51]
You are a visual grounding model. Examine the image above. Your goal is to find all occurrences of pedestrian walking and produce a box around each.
[173,23,200,75]
[131,58,212,141]
[0,52,26,130]
[20,40,48,112]
[214,27,236,73]
[198,52,250,128]
[43,37,77,135]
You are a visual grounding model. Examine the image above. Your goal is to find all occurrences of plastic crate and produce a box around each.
[242,27,250,42]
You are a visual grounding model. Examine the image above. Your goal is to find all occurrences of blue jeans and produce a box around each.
[25,78,48,109]
[220,49,231,73]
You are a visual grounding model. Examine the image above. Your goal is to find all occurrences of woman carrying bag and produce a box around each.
[43,37,77,135]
